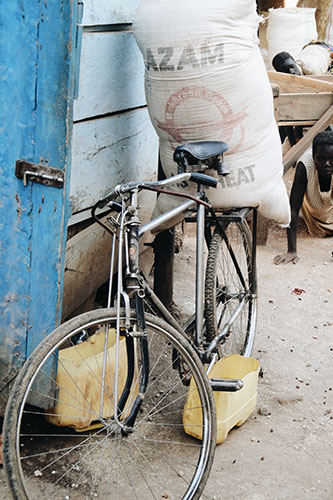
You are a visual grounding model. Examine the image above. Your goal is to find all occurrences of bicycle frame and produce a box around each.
[93,176,257,429]
[102,183,256,351]
[142,201,257,363]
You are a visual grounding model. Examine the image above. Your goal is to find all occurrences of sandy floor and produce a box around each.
[171,217,332,500]
[1,193,332,500]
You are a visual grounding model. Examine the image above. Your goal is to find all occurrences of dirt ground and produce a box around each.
[170,216,333,500]
[0,178,332,500]
[203,228,332,500]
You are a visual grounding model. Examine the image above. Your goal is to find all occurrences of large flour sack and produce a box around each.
[133,0,290,227]
[267,7,317,68]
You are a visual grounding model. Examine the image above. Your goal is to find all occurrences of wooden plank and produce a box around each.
[257,214,270,246]
[82,0,141,26]
[268,70,333,93]
[0,3,39,400]
[70,107,158,215]
[277,93,333,122]
[26,2,76,356]
[278,120,316,126]
[0,0,76,410]
[74,32,145,121]
[283,104,333,173]
[304,75,333,83]
[62,190,156,319]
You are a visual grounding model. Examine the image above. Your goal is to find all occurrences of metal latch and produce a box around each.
[15,160,65,188]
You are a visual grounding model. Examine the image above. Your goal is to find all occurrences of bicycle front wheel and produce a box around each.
[204,220,257,356]
[3,308,216,500]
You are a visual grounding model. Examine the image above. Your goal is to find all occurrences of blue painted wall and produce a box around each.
[0,0,77,412]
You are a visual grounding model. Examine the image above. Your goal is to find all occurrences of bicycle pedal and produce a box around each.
[210,377,244,392]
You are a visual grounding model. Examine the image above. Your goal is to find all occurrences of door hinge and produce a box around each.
[15,160,65,188]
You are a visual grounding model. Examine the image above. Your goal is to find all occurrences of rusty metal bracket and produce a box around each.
[15,160,64,188]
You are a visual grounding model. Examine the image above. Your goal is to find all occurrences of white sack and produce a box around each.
[267,7,317,68]
[296,44,331,75]
[133,0,290,228]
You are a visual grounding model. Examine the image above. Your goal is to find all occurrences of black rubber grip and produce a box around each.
[96,190,117,208]
[189,172,218,188]
[109,201,122,213]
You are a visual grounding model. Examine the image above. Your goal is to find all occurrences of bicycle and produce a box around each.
[3,141,257,500]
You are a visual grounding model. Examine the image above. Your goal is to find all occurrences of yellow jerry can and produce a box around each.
[183,354,260,444]
[46,328,138,431]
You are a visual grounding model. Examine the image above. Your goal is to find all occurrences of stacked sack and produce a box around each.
[267,7,318,67]
[296,43,332,75]
[133,0,290,228]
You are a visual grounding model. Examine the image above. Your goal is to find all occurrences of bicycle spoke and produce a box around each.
[4,309,216,500]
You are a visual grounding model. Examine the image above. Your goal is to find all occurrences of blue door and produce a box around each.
[0,0,81,412]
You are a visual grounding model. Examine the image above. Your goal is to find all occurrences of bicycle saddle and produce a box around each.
[173,141,229,163]
[174,141,230,176]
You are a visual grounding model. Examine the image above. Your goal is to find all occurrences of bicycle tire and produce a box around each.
[3,308,216,500]
[204,220,257,356]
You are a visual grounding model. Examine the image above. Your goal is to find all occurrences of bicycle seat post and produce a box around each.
[173,141,230,348]
[195,193,206,346]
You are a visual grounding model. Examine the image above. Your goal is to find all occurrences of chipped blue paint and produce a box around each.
[0,0,77,411]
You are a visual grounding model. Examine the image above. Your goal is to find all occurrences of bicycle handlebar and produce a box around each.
[190,172,218,188]
[95,172,218,209]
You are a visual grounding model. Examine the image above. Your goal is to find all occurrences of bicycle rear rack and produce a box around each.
[185,206,252,224]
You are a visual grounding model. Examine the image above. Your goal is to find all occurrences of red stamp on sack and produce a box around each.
[155,86,248,149]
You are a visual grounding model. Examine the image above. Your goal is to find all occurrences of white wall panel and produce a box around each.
[70,107,158,214]
[74,32,145,120]
[82,0,141,25]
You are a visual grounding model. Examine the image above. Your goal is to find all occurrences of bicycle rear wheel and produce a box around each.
[3,308,216,500]
[204,220,257,356]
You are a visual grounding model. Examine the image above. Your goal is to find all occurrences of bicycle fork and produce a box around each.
[108,190,150,433]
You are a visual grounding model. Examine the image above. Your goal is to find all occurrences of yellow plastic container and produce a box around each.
[183,354,260,444]
[46,329,138,431]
